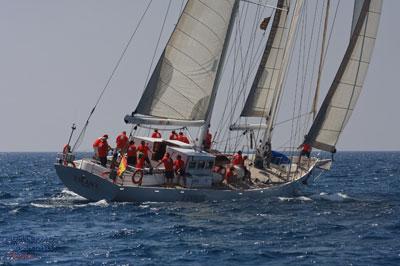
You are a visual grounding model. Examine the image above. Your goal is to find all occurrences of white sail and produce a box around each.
[240,0,290,118]
[306,0,382,152]
[127,0,237,125]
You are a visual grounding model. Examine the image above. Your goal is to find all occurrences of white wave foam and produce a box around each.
[31,203,55,209]
[314,192,352,202]
[89,199,109,207]
[278,196,312,202]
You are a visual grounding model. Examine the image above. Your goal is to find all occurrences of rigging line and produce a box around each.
[321,0,341,69]
[72,0,154,152]
[241,0,288,12]
[274,111,312,127]
[304,0,325,129]
[214,5,246,144]
[296,0,310,143]
[143,0,173,88]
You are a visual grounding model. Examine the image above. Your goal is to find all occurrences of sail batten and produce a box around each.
[131,0,237,124]
[306,0,382,152]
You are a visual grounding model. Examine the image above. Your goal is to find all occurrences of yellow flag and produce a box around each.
[117,155,127,177]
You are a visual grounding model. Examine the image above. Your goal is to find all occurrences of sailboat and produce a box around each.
[55,0,382,202]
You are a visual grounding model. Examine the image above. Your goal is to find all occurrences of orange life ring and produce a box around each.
[132,170,143,186]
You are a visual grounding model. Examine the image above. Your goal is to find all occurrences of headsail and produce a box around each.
[126,0,238,126]
[240,0,290,118]
[306,0,382,152]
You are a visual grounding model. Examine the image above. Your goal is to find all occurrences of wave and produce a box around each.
[278,196,313,202]
[311,192,354,202]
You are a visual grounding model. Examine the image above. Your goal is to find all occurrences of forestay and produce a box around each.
[128,0,237,125]
[241,0,290,118]
[306,0,382,152]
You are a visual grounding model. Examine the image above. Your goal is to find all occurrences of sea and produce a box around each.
[0,152,399,265]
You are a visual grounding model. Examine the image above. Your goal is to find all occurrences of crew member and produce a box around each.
[116,131,129,153]
[127,140,137,166]
[174,155,185,186]
[169,130,178,140]
[156,152,174,186]
[93,135,111,167]
[137,140,153,170]
[177,132,190,144]
[204,129,212,150]
[224,166,235,184]
[63,144,71,154]
[298,143,312,158]
[232,150,244,167]
[151,129,162,138]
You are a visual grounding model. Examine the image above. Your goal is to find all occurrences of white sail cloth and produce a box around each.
[131,0,237,124]
[241,0,290,118]
[306,0,382,152]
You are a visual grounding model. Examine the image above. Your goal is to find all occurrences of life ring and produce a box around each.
[132,170,143,186]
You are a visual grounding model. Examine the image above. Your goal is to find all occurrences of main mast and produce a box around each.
[197,0,240,149]
[255,0,304,168]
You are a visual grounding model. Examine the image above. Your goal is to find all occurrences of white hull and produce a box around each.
[54,159,317,202]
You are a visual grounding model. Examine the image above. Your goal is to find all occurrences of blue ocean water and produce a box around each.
[0,152,399,265]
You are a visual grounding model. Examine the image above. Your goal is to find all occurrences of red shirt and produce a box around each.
[303,143,312,152]
[204,132,212,149]
[161,156,174,171]
[174,159,185,171]
[232,154,244,166]
[136,157,145,169]
[116,133,128,149]
[151,132,162,138]
[127,144,137,157]
[93,138,102,148]
[225,168,234,183]
[137,144,149,157]
[177,134,190,144]
[97,140,109,157]
[169,133,178,140]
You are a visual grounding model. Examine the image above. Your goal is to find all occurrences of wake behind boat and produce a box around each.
[55,0,382,202]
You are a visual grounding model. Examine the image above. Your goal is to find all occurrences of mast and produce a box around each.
[197,0,240,148]
[254,0,304,168]
[311,0,330,120]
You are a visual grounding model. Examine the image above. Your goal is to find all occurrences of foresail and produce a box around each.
[241,0,290,118]
[132,0,237,124]
[306,0,382,152]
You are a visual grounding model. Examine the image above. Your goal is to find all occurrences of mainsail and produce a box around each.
[240,0,290,118]
[125,0,238,126]
[306,0,382,152]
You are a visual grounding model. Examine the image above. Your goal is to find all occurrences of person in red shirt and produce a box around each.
[204,129,212,150]
[93,135,111,167]
[169,130,178,140]
[137,140,153,170]
[116,131,129,153]
[151,129,162,138]
[298,143,312,158]
[224,166,236,184]
[127,140,137,166]
[174,155,186,186]
[156,152,174,186]
[232,150,244,167]
[177,132,190,144]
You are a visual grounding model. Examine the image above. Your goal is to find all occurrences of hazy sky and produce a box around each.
[0,0,398,152]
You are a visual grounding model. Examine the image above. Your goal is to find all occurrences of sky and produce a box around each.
[0,0,398,152]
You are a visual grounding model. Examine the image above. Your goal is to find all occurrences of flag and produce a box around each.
[117,155,127,177]
[260,17,271,30]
